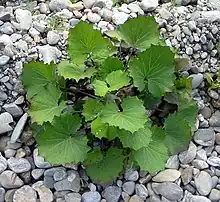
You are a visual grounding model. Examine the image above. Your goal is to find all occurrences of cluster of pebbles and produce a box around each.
[0,0,220,201]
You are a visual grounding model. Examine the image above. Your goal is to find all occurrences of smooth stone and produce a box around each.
[152,182,183,201]
[200,107,212,119]
[81,191,101,202]
[0,91,7,101]
[31,169,45,180]
[122,182,135,195]
[0,188,5,202]
[47,31,60,45]
[195,171,212,196]
[140,0,158,12]
[209,111,220,127]
[196,149,207,161]
[209,189,220,201]
[15,9,32,30]
[11,113,28,143]
[181,167,193,185]
[152,169,181,182]
[112,11,129,25]
[135,184,148,200]
[192,159,209,169]
[103,186,121,202]
[124,169,139,181]
[183,191,211,202]
[0,112,13,134]
[13,185,37,202]
[44,175,55,189]
[129,195,144,202]
[0,153,7,174]
[0,170,24,188]
[53,169,67,181]
[0,55,10,66]
[165,155,179,169]
[65,192,81,202]
[207,156,220,167]
[179,141,197,164]
[7,157,31,173]
[54,170,80,192]
[3,103,23,118]
[32,181,53,202]
[33,149,51,169]
[188,73,203,89]
[87,12,101,23]
[193,128,215,146]
[200,11,220,22]
[49,0,72,11]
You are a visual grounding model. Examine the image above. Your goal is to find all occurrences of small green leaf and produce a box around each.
[113,16,161,50]
[93,70,130,97]
[86,148,124,183]
[119,125,152,150]
[91,117,118,140]
[164,113,192,154]
[99,57,124,79]
[82,99,104,121]
[100,97,147,133]
[132,127,168,173]
[174,77,192,89]
[29,84,66,124]
[22,61,56,99]
[67,21,114,64]
[57,61,96,82]
[129,45,175,97]
[36,113,89,164]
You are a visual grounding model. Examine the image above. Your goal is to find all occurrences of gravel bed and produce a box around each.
[0,0,220,201]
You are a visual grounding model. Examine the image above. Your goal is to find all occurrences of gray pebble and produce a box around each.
[209,189,220,201]
[3,103,23,118]
[0,153,7,174]
[124,169,139,181]
[122,182,135,195]
[0,170,24,188]
[32,181,53,202]
[194,128,215,146]
[209,111,220,127]
[195,171,212,196]
[47,31,60,45]
[13,185,37,202]
[135,184,148,200]
[33,149,51,169]
[65,192,81,202]
[207,156,220,167]
[31,169,45,180]
[103,186,122,202]
[188,73,203,89]
[7,157,31,173]
[82,191,101,202]
[0,55,10,66]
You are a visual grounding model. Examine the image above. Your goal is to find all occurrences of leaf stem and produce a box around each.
[69,87,98,99]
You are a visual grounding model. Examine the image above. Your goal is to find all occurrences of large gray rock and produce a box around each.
[179,141,197,164]
[81,191,101,202]
[140,0,159,12]
[0,170,24,188]
[209,111,220,127]
[3,103,23,118]
[152,182,183,201]
[193,128,215,146]
[135,184,148,200]
[11,113,28,143]
[152,169,181,182]
[200,11,220,22]
[13,185,37,202]
[54,170,81,192]
[183,191,211,202]
[32,181,53,202]
[103,186,122,202]
[195,171,212,196]
[112,11,129,25]
[15,9,32,30]
[0,112,13,134]
[7,157,31,173]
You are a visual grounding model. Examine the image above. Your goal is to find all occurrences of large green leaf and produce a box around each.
[67,21,114,64]
[82,99,104,121]
[108,16,161,51]
[164,113,191,154]
[29,84,66,124]
[132,127,168,173]
[57,61,96,82]
[86,148,124,183]
[129,45,175,97]
[91,117,118,140]
[100,97,147,133]
[22,61,56,99]
[93,70,130,97]
[36,114,89,164]
[119,125,152,150]
[99,57,124,79]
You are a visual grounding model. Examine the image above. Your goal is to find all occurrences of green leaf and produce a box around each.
[100,97,147,133]
[29,84,66,124]
[132,127,168,173]
[99,57,124,79]
[119,125,152,150]
[57,61,96,82]
[174,77,192,89]
[82,99,104,121]
[67,21,114,64]
[91,117,118,140]
[86,148,124,183]
[112,16,161,50]
[93,70,130,97]
[30,123,45,137]
[129,45,175,97]
[36,113,89,164]
[22,61,56,99]
[164,113,192,154]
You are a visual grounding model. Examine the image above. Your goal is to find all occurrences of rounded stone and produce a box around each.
[195,171,212,196]
[152,169,181,182]
[13,185,37,202]
[7,157,31,173]
[82,191,101,202]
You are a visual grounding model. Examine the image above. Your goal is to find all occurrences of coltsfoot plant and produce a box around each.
[22,16,198,183]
